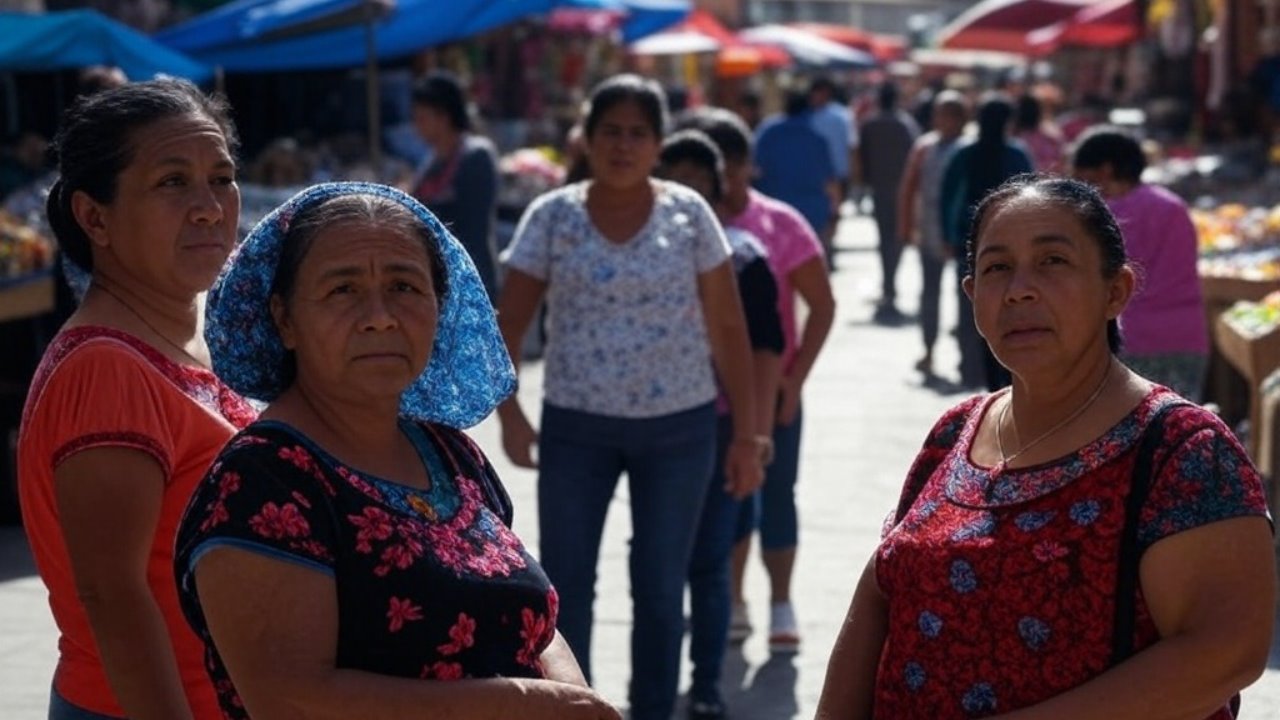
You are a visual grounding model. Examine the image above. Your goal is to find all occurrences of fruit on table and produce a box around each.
[0,210,54,279]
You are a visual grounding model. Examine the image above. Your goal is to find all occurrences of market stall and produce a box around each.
[0,210,53,324]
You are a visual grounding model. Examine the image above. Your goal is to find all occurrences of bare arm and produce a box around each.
[897,141,927,245]
[494,269,548,468]
[778,257,836,426]
[752,349,781,459]
[698,261,762,498]
[815,555,888,720]
[55,448,194,720]
[540,632,589,687]
[993,517,1275,720]
[195,547,620,720]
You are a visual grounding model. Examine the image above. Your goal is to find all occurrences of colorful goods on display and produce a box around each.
[1195,204,1280,281]
[0,210,53,282]
[498,147,565,211]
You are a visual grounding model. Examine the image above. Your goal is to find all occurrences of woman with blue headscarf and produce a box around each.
[173,182,620,720]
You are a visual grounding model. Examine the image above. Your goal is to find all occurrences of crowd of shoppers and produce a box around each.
[12,68,1277,720]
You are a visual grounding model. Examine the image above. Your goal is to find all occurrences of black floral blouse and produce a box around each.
[175,420,558,719]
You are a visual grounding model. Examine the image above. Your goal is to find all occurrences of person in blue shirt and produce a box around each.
[754,92,838,262]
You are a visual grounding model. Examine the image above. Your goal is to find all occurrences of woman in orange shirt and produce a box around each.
[18,78,255,719]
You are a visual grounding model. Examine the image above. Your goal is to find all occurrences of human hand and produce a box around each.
[519,679,623,720]
[777,376,802,427]
[723,438,765,500]
[500,408,539,469]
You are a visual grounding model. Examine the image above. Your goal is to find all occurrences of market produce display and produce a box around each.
[0,210,53,283]
[1195,204,1280,280]
[1223,291,1280,339]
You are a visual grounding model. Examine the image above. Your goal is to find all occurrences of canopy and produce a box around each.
[0,9,212,82]
[738,24,876,69]
[155,0,562,71]
[550,0,689,42]
[157,0,687,71]
[627,9,789,73]
[786,22,907,64]
[1026,0,1141,56]
[936,0,1094,55]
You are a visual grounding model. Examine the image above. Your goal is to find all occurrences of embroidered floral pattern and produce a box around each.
[874,388,1268,719]
[176,421,557,719]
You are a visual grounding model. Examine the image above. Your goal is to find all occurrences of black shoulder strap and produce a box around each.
[426,425,515,528]
[1110,400,1192,666]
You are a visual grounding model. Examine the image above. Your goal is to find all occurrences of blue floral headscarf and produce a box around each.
[205,181,515,429]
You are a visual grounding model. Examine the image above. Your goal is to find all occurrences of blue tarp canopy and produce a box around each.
[0,10,212,82]
[154,0,688,72]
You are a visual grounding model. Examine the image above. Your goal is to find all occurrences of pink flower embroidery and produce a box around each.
[386,596,423,633]
[437,613,477,655]
[516,607,550,667]
[424,661,463,680]
[1033,541,1070,562]
[218,471,241,497]
[200,500,230,531]
[349,507,394,553]
[248,502,310,539]
[278,445,317,474]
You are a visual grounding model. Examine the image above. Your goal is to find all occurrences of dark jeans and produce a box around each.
[687,417,740,703]
[873,192,902,304]
[955,264,1010,390]
[919,250,946,354]
[735,406,803,550]
[538,402,717,720]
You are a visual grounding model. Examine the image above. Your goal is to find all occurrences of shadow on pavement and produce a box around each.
[1270,604,1280,669]
[720,647,800,720]
[0,525,36,582]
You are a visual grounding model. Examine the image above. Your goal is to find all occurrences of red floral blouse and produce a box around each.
[175,420,557,719]
[875,388,1270,719]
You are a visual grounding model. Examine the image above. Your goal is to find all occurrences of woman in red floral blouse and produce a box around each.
[174,183,619,720]
[816,175,1275,720]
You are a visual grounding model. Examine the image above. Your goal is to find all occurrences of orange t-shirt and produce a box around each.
[18,326,256,718]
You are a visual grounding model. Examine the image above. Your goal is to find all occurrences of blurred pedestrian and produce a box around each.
[1014,93,1065,174]
[656,130,782,720]
[898,90,970,377]
[817,176,1274,720]
[19,78,254,720]
[859,81,920,323]
[495,74,761,720]
[176,182,619,720]
[411,71,500,300]
[678,107,835,656]
[940,93,1033,390]
[808,77,857,262]
[1072,127,1209,400]
[755,92,839,255]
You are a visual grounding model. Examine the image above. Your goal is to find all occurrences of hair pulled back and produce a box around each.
[46,78,238,272]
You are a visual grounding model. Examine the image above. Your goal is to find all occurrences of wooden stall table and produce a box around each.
[1214,307,1280,462]
[1199,273,1280,432]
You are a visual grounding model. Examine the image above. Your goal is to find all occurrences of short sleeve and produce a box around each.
[882,396,985,540]
[1138,418,1272,551]
[686,193,732,273]
[31,341,177,478]
[772,204,825,276]
[738,258,784,354]
[500,191,560,280]
[178,437,339,581]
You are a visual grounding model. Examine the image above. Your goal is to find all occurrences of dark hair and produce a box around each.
[1015,94,1043,132]
[785,90,810,117]
[965,93,1016,224]
[411,71,471,132]
[809,76,837,98]
[584,74,667,140]
[672,107,752,165]
[657,130,725,203]
[966,174,1127,353]
[878,81,900,111]
[1071,126,1146,184]
[46,78,239,273]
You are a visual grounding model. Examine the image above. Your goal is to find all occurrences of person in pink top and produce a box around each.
[1071,127,1209,400]
[677,107,836,654]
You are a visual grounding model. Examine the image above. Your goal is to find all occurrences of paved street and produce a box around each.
[1,215,1277,718]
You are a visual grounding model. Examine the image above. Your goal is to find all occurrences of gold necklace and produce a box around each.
[996,357,1113,467]
[93,283,211,371]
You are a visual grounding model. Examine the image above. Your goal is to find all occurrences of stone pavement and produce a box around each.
[1,215,1277,718]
